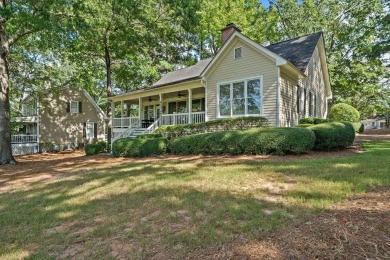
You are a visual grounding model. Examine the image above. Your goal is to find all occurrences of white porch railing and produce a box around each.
[21,108,37,117]
[161,112,205,126]
[145,118,161,134]
[11,135,38,143]
[113,117,140,128]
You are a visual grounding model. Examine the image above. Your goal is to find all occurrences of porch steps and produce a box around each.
[130,128,148,137]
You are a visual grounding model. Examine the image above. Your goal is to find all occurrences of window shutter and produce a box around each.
[94,123,97,138]
[66,102,70,113]
[309,93,313,117]
[83,123,86,138]
[296,86,300,113]
[79,102,82,113]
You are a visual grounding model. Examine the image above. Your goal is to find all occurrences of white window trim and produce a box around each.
[234,46,243,60]
[217,76,263,118]
[86,122,94,140]
[298,86,306,115]
[70,100,79,114]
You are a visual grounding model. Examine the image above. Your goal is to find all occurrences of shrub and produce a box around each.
[85,144,99,155]
[329,103,360,122]
[308,122,355,150]
[156,116,269,139]
[85,141,108,155]
[112,137,168,157]
[137,133,163,139]
[170,127,315,156]
[351,122,364,133]
[299,117,331,124]
[296,124,313,128]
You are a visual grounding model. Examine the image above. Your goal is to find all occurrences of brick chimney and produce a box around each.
[221,23,241,45]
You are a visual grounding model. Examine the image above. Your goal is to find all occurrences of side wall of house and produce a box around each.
[206,38,279,126]
[280,45,328,126]
[39,88,105,146]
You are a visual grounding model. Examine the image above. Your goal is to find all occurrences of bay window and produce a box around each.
[218,77,262,117]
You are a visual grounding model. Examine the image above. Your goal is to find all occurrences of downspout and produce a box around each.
[276,67,281,127]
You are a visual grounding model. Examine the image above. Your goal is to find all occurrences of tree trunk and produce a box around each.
[0,21,16,164]
[104,33,113,146]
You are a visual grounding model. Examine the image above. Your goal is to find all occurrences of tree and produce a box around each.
[0,0,75,164]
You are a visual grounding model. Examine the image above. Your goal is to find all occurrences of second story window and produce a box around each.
[67,101,82,114]
[234,47,242,59]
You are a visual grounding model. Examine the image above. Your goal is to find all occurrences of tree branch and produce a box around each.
[9,29,35,46]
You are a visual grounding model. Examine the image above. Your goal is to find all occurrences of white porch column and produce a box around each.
[138,97,142,127]
[111,101,115,137]
[120,100,124,128]
[188,88,192,124]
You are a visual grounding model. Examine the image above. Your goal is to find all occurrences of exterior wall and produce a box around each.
[205,38,278,126]
[39,87,106,146]
[280,45,328,126]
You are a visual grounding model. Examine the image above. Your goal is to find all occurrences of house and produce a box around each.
[11,87,107,155]
[109,23,332,140]
[362,117,388,129]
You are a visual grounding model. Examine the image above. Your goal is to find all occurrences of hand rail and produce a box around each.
[146,118,160,134]
[111,119,140,142]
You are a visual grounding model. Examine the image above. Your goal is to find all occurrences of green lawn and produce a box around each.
[1,141,389,259]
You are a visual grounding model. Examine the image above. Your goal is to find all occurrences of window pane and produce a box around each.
[219,84,231,116]
[247,79,261,98]
[71,101,78,113]
[177,101,187,113]
[233,82,244,99]
[219,100,231,116]
[168,102,176,114]
[192,99,201,112]
[247,97,261,114]
[233,99,245,115]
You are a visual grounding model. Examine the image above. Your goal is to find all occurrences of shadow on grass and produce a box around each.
[0,141,389,258]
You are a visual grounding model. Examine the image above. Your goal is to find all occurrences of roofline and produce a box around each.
[81,89,108,119]
[200,31,305,78]
[317,33,332,99]
[151,76,202,89]
[267,31,323,47]
[109,78,203,101]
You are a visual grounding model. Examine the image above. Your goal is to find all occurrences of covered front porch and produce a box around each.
[111,82,206,137]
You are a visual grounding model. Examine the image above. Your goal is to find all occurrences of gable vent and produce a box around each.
[234,47,242,59]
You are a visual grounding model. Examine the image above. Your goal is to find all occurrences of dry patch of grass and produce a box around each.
[0,140,389,259]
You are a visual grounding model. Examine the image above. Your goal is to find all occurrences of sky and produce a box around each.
[259,0,270,8]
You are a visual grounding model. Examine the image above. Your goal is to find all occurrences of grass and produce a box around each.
[0,141,390,259]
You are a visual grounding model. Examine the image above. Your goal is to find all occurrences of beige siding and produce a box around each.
[280,46,328,126]
[206,38,278,125]
[39,88,106,145]
[280,73,298,126]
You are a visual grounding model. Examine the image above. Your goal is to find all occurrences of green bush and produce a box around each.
[85,141,108,155]
[170,127,315,156]
[351,122,364,133]
[85,144,99,155]
[137,133,163,139]
[112,137,168,157]
[296,124,313,128]
[329,103,360,122]
[299,117,331,124]
[156,116,269,139]
[308,122,355,150]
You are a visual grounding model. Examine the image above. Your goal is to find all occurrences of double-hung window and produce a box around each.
[218,77,262,117]
[70,101,79,113]
[86,122,94,140]
[297,86,306,115]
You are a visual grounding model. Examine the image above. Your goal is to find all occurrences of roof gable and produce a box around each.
[266,32,322,73]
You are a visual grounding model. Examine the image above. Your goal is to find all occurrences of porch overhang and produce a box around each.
[109,79,204,102]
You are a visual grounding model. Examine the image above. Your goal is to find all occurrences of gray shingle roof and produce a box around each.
[152,58,212,88]
[265,32,322,72]
[142,32,322,91]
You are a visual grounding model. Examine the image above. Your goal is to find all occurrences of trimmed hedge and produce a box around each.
[296,124,313,128]
[329,103,360,122]
[308,122,355,150]
[112,137,168,157]
[299,117,330,125]
[85,141,108,155]
[351,122,364,133]
[170,127,315,156]
[156,116,269,139]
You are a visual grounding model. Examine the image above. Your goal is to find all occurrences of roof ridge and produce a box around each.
[165,57,213,74]
[267,31,322,47]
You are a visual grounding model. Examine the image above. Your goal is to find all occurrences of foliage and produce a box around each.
[156,116,269,139]
[298,117,331,125]
[85,141,107,155]
[308,122,355,150]
[296,124,313,128]
[329,103,360,122]
[137,133,163,139]
[351,122,365,133]
[170,127,315,156]
[112,137,168,157]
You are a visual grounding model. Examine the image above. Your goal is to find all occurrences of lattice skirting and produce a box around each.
[12,144,39,156]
